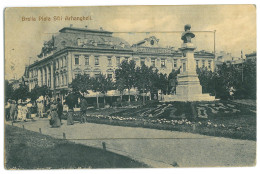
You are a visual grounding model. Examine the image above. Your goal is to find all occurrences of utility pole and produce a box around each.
[241,50,244,83]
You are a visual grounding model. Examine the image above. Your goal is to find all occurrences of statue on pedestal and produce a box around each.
[181,24,195,43]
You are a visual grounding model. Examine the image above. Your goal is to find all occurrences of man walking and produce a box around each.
[80,98,88,123]
[10,100,17,123]
[57,98,63,124]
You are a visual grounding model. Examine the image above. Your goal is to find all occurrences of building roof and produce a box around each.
[37,27,131,58]
[245,52,256,58]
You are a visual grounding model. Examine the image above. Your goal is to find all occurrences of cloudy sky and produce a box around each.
[5,5,256,79]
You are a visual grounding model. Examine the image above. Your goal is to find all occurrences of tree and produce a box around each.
[115,60,137,102]
[70,74,92,94]
[136,65,152,104]
[91,74,114,107]
[115,77,125,106]
[30,85,52,102]
[5,80,14,102]
[12,84,29,102]
[155,73,168,95]
[168,69,180,94]
[197,67,215,96]
[64,92,80,110]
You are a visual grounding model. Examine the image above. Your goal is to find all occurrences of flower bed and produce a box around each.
[62,107,256,141]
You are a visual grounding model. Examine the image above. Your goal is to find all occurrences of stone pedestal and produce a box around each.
[164,34,215,102]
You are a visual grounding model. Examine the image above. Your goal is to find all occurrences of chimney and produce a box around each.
[100,27,103,31]
[85,25,88,29]
[70,24,73,28]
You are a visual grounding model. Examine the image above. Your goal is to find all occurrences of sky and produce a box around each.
[4,5,256,80]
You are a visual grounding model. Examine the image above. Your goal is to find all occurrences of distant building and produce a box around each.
[9,66,29,89]
[245,52,256,61]
[27,26,215,95]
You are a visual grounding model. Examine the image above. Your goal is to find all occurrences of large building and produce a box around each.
[27,26,215,94]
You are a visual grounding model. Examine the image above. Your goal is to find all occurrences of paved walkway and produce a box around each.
[7,118,256,168]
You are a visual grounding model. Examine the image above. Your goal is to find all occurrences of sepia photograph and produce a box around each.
[4,5,256,169]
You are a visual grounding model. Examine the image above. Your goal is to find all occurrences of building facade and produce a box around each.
[27,26,215,93]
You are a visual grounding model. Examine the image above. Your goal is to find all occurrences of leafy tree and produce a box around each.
[30,85,52,102]
[91,74,114,107]
[12,84,29,102]
[70,74,91,94]
[155,73,168,95]
[136,65,151,104]
[115,60,137,102]
[115,78,125,105]
[197,67,215,96]
[64,92,80,110]
[168,69,180,94]
[5,80,14,102]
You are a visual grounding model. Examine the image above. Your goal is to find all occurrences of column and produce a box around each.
[46,65,49,87]
[38,68,42,86]
[50,62,54,89]
[42,67,45,85]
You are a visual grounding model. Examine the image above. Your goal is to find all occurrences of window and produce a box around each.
[196,60,199,68]
[61,41,66,46]
[183,52,186,57]
[85,56,89,65]
[74,55,79,65]
[95,73,100,79]
[74,72,80,79]
[174,59,177,68]
[77,38,81,46]
[208,60,212,69]
[161,59,166,68]
[84,74,90,78]
[116,57,120,65]
[151,59,155,67]
[56,60,59,69]
[202,60,205,67]
[141,58,145,66]
[95,57,99,66]
[183,63,186,72]
[60,58,63,68]
[108,57,112,66]
[61,74,64,86]
[107,74,112,79]
[64,74,67,85]
[64,56,67,67]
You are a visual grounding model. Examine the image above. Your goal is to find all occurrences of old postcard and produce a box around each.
[4,5,256,169]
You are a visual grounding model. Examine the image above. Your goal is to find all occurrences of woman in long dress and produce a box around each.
[49,103,61,128]
[67,108,74,125]
[17,103,27,121]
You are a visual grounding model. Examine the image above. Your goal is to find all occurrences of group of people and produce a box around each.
[5,99,33,122]
[5,97,89,128]
[48,98,72,128]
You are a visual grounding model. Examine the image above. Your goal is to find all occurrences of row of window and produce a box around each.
[196,60,212,69]
[74,55,170,68]
[74,72,113,79]
[74,55,213,70]
[75,55,123,66]
[55,73,68,87]
[55,56,67,69]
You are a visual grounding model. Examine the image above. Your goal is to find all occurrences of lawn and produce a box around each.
[62,100,256,141]
[4,125,148,169]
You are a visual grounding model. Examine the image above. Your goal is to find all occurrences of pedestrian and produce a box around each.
[9,100,17,123]
[80,98,88,123]
[26,100,33,119]
[57,98,63,123]
[49,101,61,128]
[67,108,74,126]
[5,99,11,121]
[37,100,44,118]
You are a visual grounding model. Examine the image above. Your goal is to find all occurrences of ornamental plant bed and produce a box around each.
[61,100,256,141]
